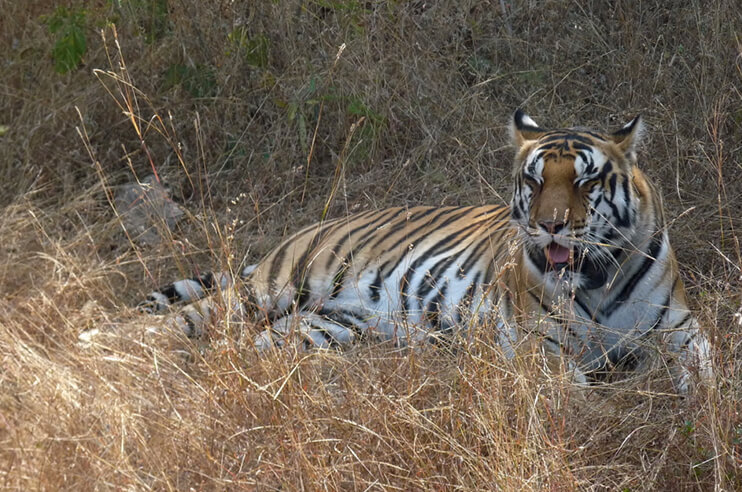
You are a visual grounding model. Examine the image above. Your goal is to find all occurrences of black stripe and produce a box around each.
[511,202,522,220]
[267,241,292,289]
[324,208,403,271]
[483,253,498,285]
[291,218,347,283]
[290,218,355,306]
[538,132,596,146]
[294,284,311,309]
[380,207,471,279]
[314,309,366,338]
[399,216,485,307]
[680,326,698,349]
[424,211,507,284]
[159,271,218,304]
[524,242,548,273]
[157,284,181,304]
[429,249,464,284]
[423,221,490,284]
[462,272,482,308]
[597,160,613,181]
[370,206,443,255]
[572,141,592,152]
[576,151,591,173]
[538,141,570,152]
[268,223,326,284]
[649,293,671,331]
[603,234,664,316]
[425,280,448,331]
[369,270,382,302]
[322,212,375,273]
[196,272,216,289]
[329,266,347,299]
[457,237,490,279]
[326,208,410,298]
[418,254,460,300]
[603,174,632,228]
[579,130,608,141]
[400,271,414,315]
[457,223,511,278]
[418,210,491,260]
[674,312,693,331]
[620,176,631,225]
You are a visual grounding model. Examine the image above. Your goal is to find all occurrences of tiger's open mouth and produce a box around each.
[545,242,573,269]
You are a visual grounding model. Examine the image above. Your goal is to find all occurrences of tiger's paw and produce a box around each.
[253,313,357,352]
[137,292,172,314]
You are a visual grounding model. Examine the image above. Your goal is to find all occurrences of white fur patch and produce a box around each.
[521,114,539,128]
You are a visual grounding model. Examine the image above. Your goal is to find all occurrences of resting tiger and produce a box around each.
[141,110,712,391]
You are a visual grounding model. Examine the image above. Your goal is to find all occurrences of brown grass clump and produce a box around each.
[1,1,741,489]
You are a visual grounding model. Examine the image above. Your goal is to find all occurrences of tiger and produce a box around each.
[141,110,712,392]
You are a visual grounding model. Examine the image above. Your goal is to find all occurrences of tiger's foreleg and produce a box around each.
[253,312,358,351]
[663,317,713,393]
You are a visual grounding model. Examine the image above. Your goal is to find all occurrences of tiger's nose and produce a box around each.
[539,220,565,234]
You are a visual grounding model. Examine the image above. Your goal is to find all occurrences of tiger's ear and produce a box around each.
[610,115,644,154]
[510,109,546,148]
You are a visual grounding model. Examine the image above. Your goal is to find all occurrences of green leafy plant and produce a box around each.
[45,7,87,73]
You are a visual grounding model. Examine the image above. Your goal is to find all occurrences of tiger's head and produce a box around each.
[509,110,648,290]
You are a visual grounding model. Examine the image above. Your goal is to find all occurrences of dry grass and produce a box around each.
[2,0,742,489]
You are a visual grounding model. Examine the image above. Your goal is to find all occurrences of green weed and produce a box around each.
[44,7,87,73]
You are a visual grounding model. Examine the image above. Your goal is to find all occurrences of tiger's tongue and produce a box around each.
[546,243,570,265]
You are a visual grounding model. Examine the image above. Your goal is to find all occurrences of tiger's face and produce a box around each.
[509,110,644,289]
